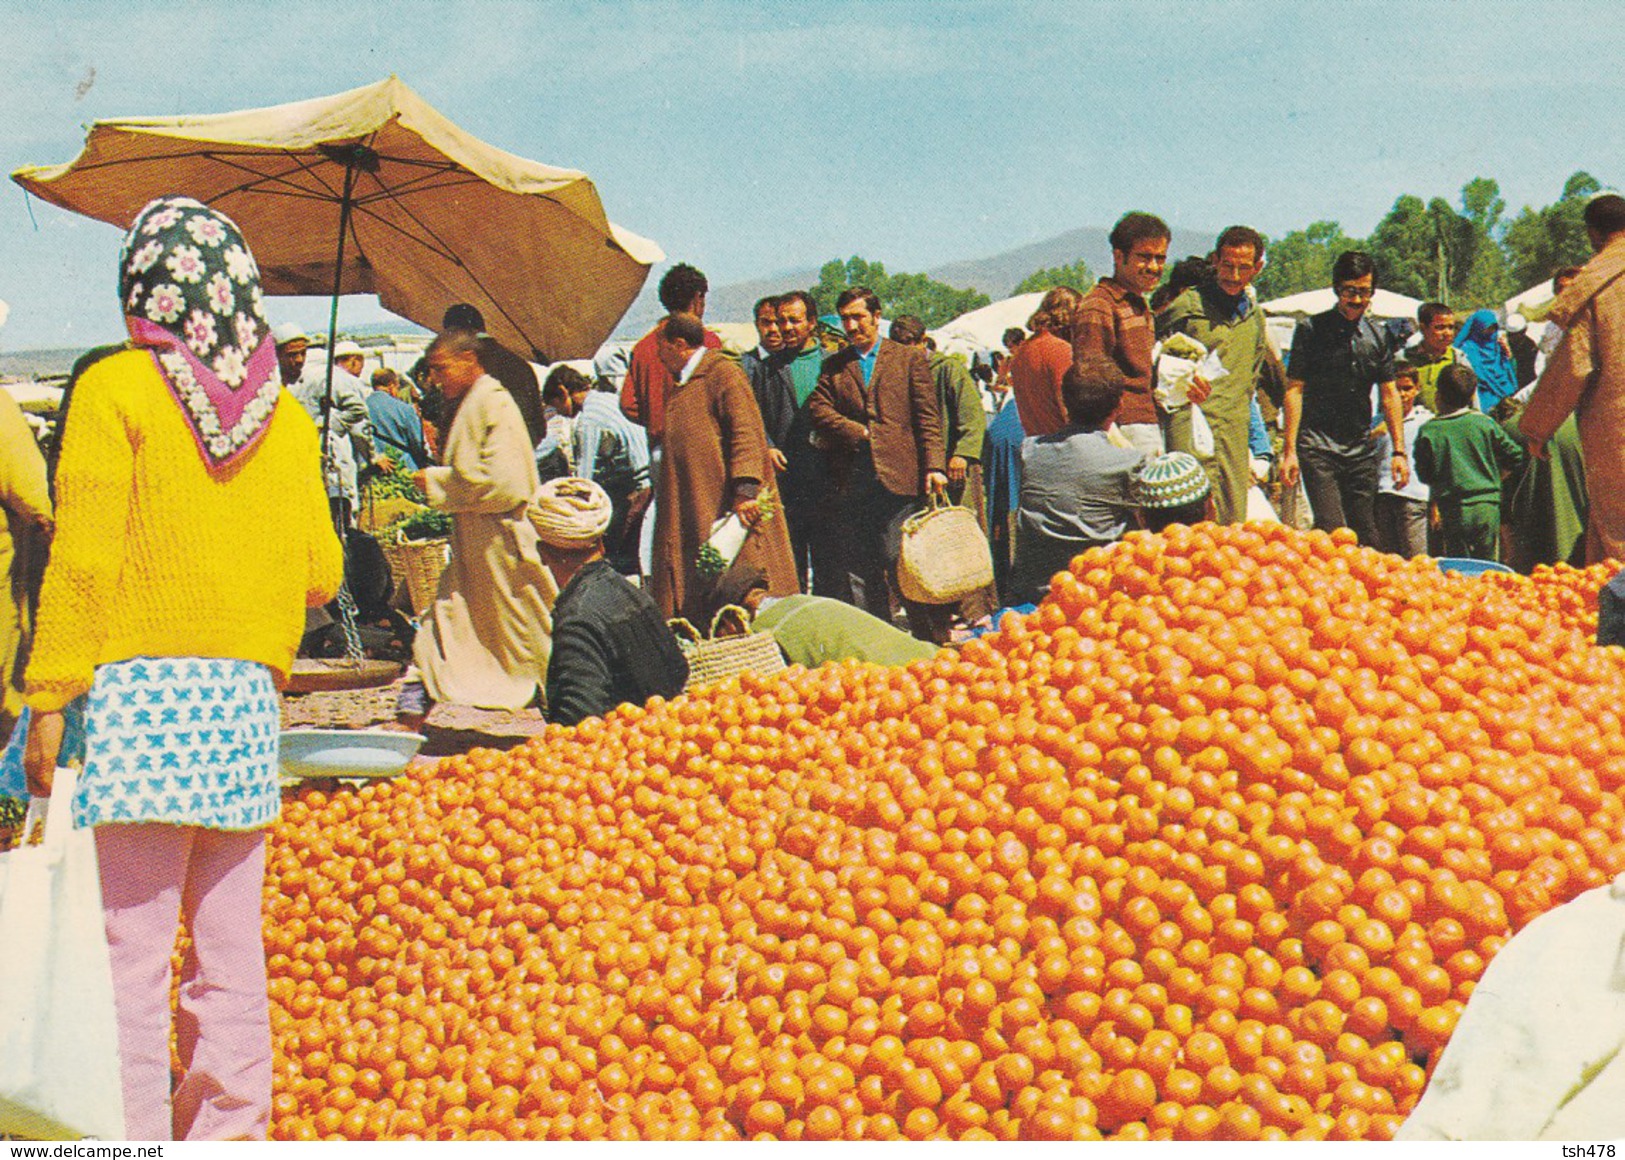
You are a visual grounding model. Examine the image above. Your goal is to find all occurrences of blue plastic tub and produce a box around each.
[1435,557,1515,577]
[279,729,425,782]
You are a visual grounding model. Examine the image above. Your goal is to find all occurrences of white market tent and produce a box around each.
[1,380,65,413]
[0,298,9,329]
[709,321,761,356]
[930,292,1045,358]
[1260,288,1424,320]
[1505,280,1557,318]
[1265,315,1300,360]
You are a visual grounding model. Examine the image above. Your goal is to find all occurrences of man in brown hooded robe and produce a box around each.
[1521,193,1625,563]
[648,313,798,624]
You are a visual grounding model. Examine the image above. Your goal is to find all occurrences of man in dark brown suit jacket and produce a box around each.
[808,287,947,625]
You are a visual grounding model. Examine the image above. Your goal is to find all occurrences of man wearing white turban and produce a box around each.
[530,477,689,725]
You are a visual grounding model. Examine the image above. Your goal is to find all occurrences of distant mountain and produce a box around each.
[0,347,89,381]
[926,224,1214,306]
[0,320,430,381]
[617,223,1215,335]
[5,231,1224,367]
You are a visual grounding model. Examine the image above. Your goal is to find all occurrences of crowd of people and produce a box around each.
[7,183,1625,1138]
[235,194,1625,735]
[983,199,1625,590]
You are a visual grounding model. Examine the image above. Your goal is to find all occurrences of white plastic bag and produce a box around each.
[0,767,125,1140]
[1244,484,1279,524]
[705,512,750,568]
[1153,336,1202,410]
[1153,337,1224,456]
[1188,405,1215,457]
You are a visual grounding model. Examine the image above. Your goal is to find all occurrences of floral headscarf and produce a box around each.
[119,195,280,467]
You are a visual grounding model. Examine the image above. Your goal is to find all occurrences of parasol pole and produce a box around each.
[316,142,379,665]
[316,142,378,470]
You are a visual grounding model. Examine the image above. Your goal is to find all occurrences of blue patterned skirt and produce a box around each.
[74,656,280,830]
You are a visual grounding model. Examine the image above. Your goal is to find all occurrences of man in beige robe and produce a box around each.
[408,331,555,712]
[649,313,798,624]
[1521,193,1625,563]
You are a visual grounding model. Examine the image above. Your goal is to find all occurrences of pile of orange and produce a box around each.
[1499,559,1617,639]
[264,524,1625,1140]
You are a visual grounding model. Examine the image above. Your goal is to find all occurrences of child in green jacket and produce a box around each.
[1413,364,1527,561]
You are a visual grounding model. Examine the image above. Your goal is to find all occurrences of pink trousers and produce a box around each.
[95,824,272,1141]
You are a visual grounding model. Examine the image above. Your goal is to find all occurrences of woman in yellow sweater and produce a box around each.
[22,196,342,1140]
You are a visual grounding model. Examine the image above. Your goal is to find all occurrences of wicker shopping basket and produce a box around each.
[382,537,450,616]
[897,495,994,604]
[670,605,787,692]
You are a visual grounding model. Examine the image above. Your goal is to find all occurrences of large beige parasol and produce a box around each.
[11,75,663,362]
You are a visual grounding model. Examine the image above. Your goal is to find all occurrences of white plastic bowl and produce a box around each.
[279,729,425,781]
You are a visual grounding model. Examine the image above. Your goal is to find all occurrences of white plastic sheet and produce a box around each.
[1397,873,1625,1140]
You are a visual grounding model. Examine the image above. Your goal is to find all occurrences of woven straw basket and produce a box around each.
[670,606,787,692]
[897,496,994,604]
[383,537,450,615]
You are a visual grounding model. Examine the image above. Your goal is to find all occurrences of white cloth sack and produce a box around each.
[1188,406,1215,457]
[1397,873,1625,1140]
[0,768,125,1140]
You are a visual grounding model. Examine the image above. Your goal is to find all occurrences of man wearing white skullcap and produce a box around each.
[283,328,382,525]
[530,478,689,725]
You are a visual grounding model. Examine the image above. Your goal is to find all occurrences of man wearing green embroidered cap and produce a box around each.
[1133,451,1216,532]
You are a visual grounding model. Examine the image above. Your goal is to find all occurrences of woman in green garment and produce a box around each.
[1505,412,1588,571]
[708,564,937,669]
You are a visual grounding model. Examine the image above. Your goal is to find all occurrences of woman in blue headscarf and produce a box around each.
[1452,309,1519,412]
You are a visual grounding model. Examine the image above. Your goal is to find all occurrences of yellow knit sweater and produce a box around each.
[24,349,344,712]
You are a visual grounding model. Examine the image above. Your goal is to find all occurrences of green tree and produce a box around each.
[811,256,991,329]
[1367,194,1476,303]
[1459,236,1513,309]
[1367,195,1441,301]
[1012,259,1094,296]
[1461,176,1506,236]
[1504,171,1604,291]
[1362,179,1517,308]
[1457,177,1514,307]
[1253,221,1358,300]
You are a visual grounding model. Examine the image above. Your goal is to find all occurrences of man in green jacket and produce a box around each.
[1156,226,1273,526]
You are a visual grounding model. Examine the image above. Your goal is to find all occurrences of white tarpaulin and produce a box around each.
[930,292,1046,357]
[1261,287,1423,320]
[708,321,762,356]
[1506,280,1558,318]
[0,381,64,413]
[1397,873,1625,1140]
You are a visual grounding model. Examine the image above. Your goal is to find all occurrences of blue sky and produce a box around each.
[1,0,1618,352]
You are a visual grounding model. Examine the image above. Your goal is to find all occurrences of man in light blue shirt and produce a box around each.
[367,368,429,470]
[543,364,650,575]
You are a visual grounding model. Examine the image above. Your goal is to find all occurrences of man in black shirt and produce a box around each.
[1279,252,1409,547]
[529,477,688,725]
